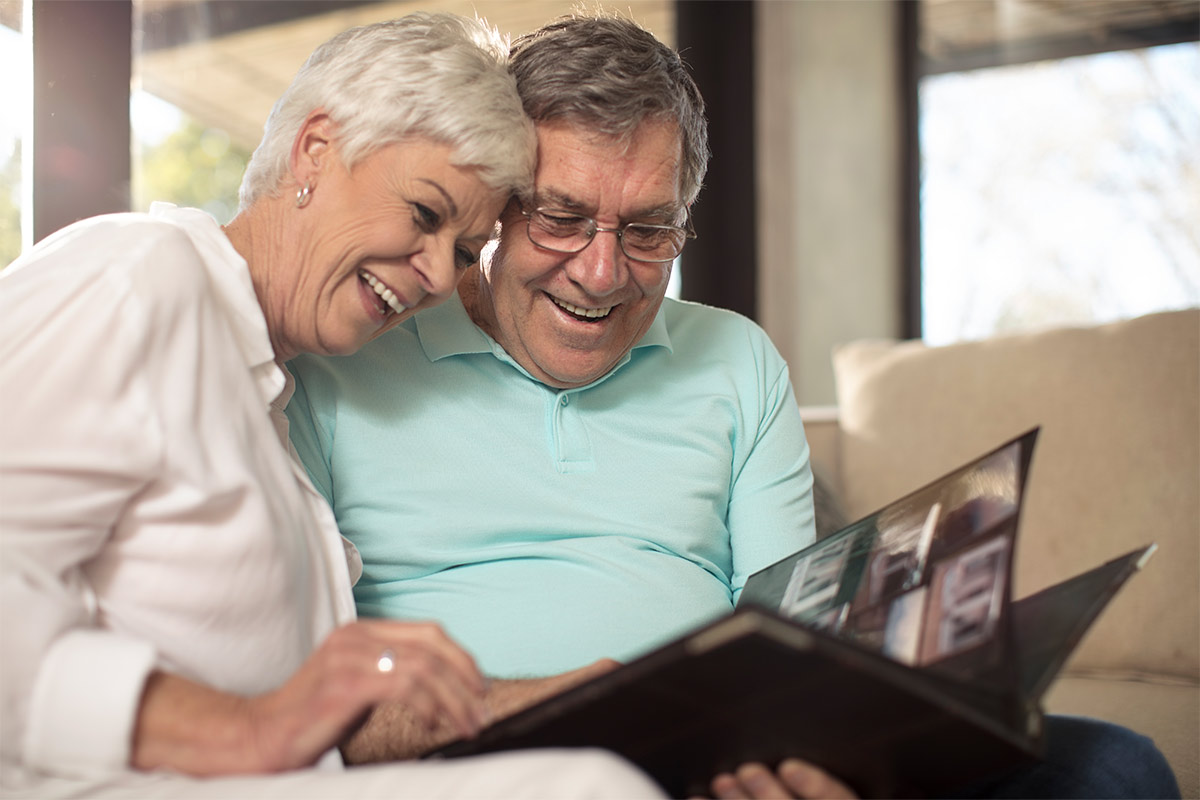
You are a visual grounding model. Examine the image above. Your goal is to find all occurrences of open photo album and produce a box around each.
[431,428,1156,798]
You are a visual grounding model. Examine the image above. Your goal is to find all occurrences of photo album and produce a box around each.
[431,428,1155,798]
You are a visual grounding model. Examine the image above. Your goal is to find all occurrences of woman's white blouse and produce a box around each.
[0,205,358,783]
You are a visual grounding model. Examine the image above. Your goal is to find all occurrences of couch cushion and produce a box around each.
[1044,676,1198,800]
[832,309,1199,681]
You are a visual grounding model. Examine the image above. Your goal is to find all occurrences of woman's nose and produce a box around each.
[414,241,459,299]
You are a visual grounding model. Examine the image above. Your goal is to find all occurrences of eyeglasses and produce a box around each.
[521,207,695,263]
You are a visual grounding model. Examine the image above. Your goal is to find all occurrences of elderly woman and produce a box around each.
[0,13,661,799]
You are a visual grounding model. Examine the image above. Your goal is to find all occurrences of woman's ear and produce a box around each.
[289,110,336,189]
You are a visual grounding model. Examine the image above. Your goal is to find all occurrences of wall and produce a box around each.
[756,0,904,406]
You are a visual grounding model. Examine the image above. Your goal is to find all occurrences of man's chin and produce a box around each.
[536,353,624,390]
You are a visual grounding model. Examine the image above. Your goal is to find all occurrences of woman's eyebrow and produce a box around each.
[418,179,459,218]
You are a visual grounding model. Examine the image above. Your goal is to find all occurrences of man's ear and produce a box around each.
[289,110,336,188]
[502,194,524,218]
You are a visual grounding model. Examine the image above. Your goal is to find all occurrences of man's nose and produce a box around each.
[568,228,627,297]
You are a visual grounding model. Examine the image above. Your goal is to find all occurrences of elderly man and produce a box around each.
[288,13,814,695]
[286,14,1178,800]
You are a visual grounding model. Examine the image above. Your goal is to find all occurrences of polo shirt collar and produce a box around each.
[416,292,495,361]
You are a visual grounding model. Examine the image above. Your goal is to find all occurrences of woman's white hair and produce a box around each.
[238,12,534,209]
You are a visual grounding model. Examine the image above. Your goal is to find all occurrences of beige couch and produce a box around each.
[800,307,1199,798]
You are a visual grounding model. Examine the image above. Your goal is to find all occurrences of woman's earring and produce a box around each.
[296,182,313,208]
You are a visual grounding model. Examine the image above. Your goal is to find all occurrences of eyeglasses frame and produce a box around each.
[520,206,696,263]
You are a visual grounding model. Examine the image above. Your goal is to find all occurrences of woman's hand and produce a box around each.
[708,760,858,800]
[132,619,487,775]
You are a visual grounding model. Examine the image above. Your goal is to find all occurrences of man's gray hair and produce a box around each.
[238,13,535,209]
[509,14,709,206]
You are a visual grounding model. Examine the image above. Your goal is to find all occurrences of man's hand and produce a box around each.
[132,619,488,775]
[709,760,857,800]
[340,657,621,763]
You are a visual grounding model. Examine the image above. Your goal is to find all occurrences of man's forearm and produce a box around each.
[341,660,619,763]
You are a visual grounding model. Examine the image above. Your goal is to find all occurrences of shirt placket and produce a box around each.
[548,388,595,473]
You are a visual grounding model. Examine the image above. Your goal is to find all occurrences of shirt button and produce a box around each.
[560,395,569,407]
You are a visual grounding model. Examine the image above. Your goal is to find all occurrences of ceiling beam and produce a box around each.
[138,0,382,52]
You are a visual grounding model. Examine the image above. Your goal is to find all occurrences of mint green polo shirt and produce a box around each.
[286,295,815,677]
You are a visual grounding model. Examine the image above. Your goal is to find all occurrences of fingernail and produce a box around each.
[732,764,762,790]
[746,773,772,793]
[711,775,739,800]
[778,759,812,792]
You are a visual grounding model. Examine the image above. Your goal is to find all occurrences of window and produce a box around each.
[130,89,250,225]
[0,13,25,267]
[918,1,1199,345]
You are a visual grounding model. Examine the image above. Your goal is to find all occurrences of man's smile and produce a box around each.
[549,294,615,322]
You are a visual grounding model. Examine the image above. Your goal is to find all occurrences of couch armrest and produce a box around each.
[799,405,841,494]
[799,405,846,537]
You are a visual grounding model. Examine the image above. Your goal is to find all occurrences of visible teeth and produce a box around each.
[553,297,613,319]
[360,270,409,316]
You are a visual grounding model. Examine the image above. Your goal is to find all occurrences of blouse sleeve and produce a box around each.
[0,228,176,777]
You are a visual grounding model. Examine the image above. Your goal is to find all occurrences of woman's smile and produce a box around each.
[360,269,411,321]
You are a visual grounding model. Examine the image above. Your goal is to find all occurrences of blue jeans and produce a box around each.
[945,715,1181,799]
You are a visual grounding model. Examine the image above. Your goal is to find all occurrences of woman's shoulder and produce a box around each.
[1,214,216,373]
[16,212,217,305]
[0,213,234,369]
[11,211,206,278]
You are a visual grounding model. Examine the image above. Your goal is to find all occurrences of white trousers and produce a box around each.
[5,749,666,799]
